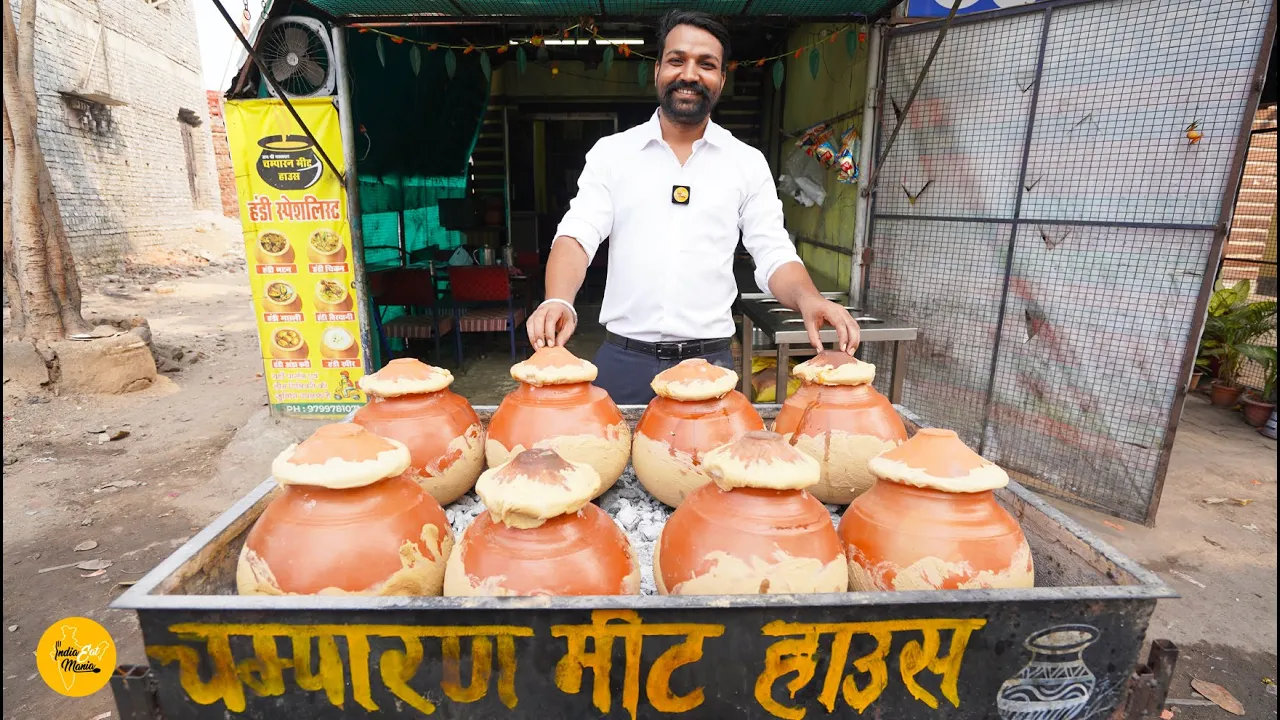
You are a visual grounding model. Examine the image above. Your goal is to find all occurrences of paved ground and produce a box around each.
[2,270,1275,718]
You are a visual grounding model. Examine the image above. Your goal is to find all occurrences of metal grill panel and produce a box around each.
[869,0,1275,524]
[983,225,1213,517]
[862,219,1011,448]
[1020,0,1273,226]
[875,12,1042,220]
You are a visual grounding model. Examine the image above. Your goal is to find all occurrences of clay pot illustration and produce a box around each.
[996,625,1099,720]
[268,327,308,360]
[319,325,360,360]
[655,431,848,595]
[838,428,1034,591]
[487,347,630,498]
[444,448,640,596]
[634,359,764,507]
[256,135,323,190]
[308,229,348,264]
[314,278,354,312]
[353,359,485,504]
[237,423,454,596]
[262,280,302,314]
[254,230,294,265]
[773,351,908,505]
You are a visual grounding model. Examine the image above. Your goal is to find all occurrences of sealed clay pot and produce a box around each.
[444,448,639,596]
[237,423,454,596]
[633,359,764,507]
[655,431,848,595]
[838,428,1034,591]
[353,359,485,504]
[486,347,630,497]
[773,351,908,505]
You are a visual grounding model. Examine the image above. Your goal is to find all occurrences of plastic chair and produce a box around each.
[447,265,528,362]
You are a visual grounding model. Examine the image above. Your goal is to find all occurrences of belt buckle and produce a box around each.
[657,341,684,360]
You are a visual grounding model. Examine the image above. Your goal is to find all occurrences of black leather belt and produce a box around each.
[606,332,732,360]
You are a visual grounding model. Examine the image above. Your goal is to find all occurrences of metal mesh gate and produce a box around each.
[861,0,1276,524]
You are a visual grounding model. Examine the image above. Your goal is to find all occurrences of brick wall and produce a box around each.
[206,90,240,219]
[13,0,221,274]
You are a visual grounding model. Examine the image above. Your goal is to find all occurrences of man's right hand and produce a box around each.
[527,299,577,348]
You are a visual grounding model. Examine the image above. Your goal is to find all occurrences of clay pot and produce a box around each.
[1210,382,1244,408]
[487,347,630,498]
[838,428,1033,591]
[773,351,908,505]
[319,326,360,360]
[445,448,639,596]
[314,278,354,312]
[307,229,347,264]
[268,327,308,360]
[1189,371,1204,392]
[353,359,485,504]
[633,359,764,507]
[1241,395,1276,428]
[262,280,302,313]
[254,230,294,265]
[237,423,454,596]
[655,431,848,595]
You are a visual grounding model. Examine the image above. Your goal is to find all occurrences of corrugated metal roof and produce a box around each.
[305,0,901,20]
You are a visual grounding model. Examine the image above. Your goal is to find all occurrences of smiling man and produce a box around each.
[526,9,860,404]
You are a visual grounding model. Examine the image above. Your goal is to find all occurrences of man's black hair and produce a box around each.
[656,9,731,66]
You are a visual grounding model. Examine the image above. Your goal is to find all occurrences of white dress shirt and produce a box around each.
[554,110,803,343]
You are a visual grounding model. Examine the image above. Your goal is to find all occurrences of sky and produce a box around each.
[194,0,263,91]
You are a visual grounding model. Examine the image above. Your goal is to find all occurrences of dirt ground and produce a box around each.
[2,226,1276,718]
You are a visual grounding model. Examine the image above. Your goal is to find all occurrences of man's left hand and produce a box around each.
[797,295,861,354]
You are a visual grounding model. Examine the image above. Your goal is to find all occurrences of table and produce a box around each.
[735,292,919,403]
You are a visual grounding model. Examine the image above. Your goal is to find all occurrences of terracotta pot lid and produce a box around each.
[651,358,739,401]
[867,428,1008,493]
[475,448,601,528]
[272,423,411,489]
[357,358,454,397]
[510,346,598,387]
[793,350,876,386]
[702,430,820,491]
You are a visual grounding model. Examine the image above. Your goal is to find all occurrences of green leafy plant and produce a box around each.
[1197,279,1253,376]
[1202,288,1276,389]
[1241,344,1277,404]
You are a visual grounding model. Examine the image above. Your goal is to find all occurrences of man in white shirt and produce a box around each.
[527,9,860,404]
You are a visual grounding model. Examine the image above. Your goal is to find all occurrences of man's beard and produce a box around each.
[659,80,717,125]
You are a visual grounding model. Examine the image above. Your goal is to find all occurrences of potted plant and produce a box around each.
[1194,280,1248,393]
[1240,345,1276,428]
[1203,292,1276,409]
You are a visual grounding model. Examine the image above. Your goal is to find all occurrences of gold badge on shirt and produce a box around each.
[671,185,691,205]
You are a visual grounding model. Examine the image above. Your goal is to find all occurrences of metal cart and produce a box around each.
[108,405,1179,719]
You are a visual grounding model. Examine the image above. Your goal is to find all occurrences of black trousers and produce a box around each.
[592,340,735,406]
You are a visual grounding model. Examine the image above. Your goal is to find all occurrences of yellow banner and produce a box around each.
[224,98,366,418]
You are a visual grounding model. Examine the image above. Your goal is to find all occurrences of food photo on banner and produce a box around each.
[224,98,366,418]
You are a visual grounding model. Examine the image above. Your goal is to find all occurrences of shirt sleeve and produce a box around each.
[552,143,614,264]
[738,152,803,294]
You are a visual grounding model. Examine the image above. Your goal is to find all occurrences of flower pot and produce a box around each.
[1189,371,1204,392]
[633,359,764,507]
[237,423,453,596]
[1241,395,1276,428]
[772,351,908,505]
[839,428,1033,591]
[1209,381,1245,408]
[655,431,848,595]
[353,359,485,504]
[444,449,639,596]
[487,347,630,498]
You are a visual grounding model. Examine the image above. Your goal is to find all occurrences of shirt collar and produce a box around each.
[638,108,732,150]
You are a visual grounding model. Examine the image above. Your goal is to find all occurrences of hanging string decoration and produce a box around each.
[353,21,869,87]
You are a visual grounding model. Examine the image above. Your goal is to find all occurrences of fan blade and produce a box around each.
[270,57,295,82]
[284,27,310,54]
[299,58,326,87]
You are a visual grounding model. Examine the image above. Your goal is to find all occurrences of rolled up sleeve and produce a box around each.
[553,144,613,264]
[739,154,803,293]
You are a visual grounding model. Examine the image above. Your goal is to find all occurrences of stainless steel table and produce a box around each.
[735,293,918,403]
